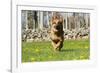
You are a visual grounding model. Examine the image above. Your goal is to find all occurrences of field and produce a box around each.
[22,39,90,62]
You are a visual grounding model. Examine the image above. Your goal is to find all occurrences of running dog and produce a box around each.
[50,13,64,51]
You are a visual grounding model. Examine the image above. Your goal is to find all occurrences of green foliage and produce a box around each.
[22,39,90,62]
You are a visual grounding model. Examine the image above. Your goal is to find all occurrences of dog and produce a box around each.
[50,13,64,51]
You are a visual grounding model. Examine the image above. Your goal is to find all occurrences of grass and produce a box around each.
[22,39,90,62]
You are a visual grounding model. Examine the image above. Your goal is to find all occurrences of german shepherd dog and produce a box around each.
[50,13,64,51]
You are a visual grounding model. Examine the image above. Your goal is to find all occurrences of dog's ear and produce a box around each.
[51,15,63,25]
[50,17,54,25]
[59,16,63,25]
[51,16,57,25]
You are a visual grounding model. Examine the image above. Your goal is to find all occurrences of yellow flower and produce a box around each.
[48,56,52,58]
[71,42,74,44]
[80,55,84,59]
[31,57,35,61]
[35,49,40,52]
[84,46,88,49]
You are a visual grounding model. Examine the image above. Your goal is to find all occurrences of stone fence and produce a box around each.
[22,28,89,42]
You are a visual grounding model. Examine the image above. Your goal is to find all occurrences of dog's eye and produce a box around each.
[58,22,62,24]
[52,22,56,24]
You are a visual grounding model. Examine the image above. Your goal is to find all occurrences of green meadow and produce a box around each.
[22,39,90,62]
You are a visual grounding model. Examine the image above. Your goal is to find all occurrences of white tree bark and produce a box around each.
[40,11,43,29]
[46,12,49,28]
[85,14,89,28]
[25,11,28,30]
[65,13,67,30]
[37,11,40,29]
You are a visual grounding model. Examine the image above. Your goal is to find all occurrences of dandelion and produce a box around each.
[84,46,88,49]
[71,42,74,45]
[35,49,40,53]
[80,55,84,59]
[48,55,52,58]
[31,57,35,61]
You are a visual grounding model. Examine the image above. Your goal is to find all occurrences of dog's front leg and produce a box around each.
[51,42,58,51]
[56,41,63,51]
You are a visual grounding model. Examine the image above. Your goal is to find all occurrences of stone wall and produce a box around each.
[22,28,89,42]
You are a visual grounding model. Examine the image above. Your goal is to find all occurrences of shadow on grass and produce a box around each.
[60,49,80,52]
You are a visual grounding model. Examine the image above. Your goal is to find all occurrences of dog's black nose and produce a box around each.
[56,23,63,30]
[56,25,60,30]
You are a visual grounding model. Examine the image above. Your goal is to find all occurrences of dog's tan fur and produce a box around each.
[50,13,64,51]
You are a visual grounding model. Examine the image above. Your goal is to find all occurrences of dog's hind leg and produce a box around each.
[59,42,63,51]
